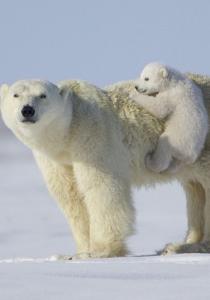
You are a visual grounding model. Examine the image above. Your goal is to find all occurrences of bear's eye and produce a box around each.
[13,93,19,98]
[144,77,149,81]
[40,94,47,99]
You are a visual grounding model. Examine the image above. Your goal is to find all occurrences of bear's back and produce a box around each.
[187,73,210,114]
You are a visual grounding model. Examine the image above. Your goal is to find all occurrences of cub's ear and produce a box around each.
[159,68,168,79]
[0,84,9,100]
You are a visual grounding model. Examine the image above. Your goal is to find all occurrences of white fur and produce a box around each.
[0,80,72,160]
[0,80,134,258]
[133,62,208,173]
[1,76,210,258]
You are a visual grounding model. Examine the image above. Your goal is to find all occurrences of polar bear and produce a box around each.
[0,79,135,259]
[133,62,208,173]
[1,75,210,258]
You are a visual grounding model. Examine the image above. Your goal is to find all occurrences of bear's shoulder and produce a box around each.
[58,79,110,107]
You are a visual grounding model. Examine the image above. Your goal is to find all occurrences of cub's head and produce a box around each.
[0,80,72,149]
[135,62,170,96]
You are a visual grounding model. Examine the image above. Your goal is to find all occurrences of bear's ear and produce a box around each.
[59,86,72,103]
[0,84,9,100]
[159,68,168,79]
[0,84,9,110]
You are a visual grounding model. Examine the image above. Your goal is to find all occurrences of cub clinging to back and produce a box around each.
[133,62,208,173]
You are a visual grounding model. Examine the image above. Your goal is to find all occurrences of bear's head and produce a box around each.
[135,62,170,96]
[0,80,72,152]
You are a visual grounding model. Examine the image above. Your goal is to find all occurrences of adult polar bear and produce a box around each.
[0,74,210,258]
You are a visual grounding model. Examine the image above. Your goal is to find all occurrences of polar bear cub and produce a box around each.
[133,62,208,173]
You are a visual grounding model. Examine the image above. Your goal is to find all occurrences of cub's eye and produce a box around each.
[40,94,47,99]
[144,77,149,81]
[14,93,19,98]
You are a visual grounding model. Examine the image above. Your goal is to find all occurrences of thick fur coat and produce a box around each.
[1,74,210,258]
[133,63,208,173]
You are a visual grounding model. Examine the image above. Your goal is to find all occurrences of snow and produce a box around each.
[1,125,210,299]
[1,256,210,300]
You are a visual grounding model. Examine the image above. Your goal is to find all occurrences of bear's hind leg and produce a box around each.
[184,181,205,244]
[159,180,206,255]
[203,188,210,242]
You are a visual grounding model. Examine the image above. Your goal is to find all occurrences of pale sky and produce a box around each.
[0,0,210,86]
[0,0,209,210]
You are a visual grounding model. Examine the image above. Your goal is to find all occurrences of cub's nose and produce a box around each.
[21,105,35,118]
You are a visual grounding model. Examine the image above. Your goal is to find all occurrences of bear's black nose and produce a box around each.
[21,105,35,118]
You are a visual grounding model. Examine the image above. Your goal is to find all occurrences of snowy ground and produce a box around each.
[1,123,210,300]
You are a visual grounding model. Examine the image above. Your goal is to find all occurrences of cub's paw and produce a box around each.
[145,154,166,173]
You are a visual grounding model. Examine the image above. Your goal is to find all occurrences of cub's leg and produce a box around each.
[73,162,135,258]
[146,134,172,173]
[166,159,184,174]
[34,153,90,257]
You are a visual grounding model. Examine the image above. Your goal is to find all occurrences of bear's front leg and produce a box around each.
[34,152,90,258]
[73,162,135,258]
